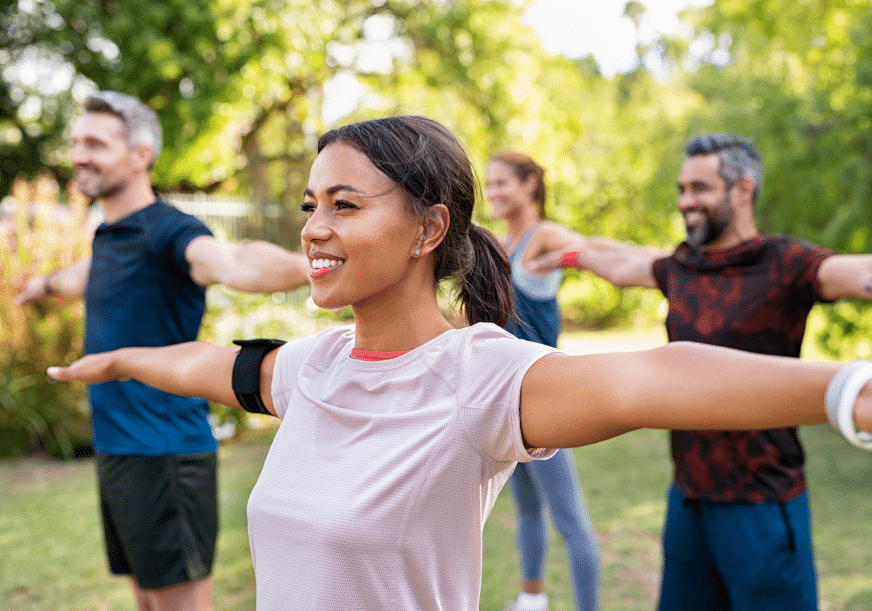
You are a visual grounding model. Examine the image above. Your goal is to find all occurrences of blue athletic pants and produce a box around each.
[658,481,818,611]
[509,448,600,611]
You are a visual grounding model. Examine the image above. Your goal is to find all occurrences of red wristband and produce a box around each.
[559,252,580,268]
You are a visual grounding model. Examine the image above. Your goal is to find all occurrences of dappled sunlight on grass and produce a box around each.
[615,500,667,531]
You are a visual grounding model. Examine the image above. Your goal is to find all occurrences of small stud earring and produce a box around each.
[414,249,421,256]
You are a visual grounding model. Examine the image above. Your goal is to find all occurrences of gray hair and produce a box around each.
[83,91,163,167]
[685,133,762,205]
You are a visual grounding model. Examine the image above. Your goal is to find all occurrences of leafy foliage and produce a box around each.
[677,0,872,357]
[0,176,92,457]
[3,0,872,355]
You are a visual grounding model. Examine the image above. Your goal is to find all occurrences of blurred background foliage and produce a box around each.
[0,176,93,457]
[2,0,872,455]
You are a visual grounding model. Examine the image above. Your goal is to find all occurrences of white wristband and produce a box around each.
[825,360,872,450]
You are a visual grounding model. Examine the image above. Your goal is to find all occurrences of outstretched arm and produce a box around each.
[185,236,310,293]
[518,343,871,449]
[15,257,91,304]
[47,342,279,417]
[573,236,667,288]
[817,253,872,301]
[525,231,667,289]
[518,221,587,270]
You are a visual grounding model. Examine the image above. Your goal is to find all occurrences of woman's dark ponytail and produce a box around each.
[457,224,514,327]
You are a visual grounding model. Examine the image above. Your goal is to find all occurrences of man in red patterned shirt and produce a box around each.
[530,133,872,610]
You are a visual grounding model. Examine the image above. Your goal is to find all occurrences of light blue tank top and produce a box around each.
[509,224,562,301]
[505,224,563,347]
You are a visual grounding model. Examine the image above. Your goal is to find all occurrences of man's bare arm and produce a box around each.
[817,254,872,301]
[15,257,91,303]
[525,229,667,289]
[185,236,310,293]
[577,236,666,289]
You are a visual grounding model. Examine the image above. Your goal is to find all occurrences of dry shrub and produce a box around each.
[0,175,96,457]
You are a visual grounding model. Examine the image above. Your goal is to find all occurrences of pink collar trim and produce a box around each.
[350,348,411,361]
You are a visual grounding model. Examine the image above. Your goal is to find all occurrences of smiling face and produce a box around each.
[70,112,148,201]
[677,153,737,249]
[485,160,537,220]
[301,143,424,310]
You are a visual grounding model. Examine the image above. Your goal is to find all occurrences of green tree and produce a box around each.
[672,0,872,357]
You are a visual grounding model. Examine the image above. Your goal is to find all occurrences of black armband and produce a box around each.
[231,338,286,415]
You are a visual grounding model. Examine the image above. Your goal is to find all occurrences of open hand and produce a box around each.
[48,352,127,384]
[15,276,48,305]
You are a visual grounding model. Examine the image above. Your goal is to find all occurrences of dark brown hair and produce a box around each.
[489,150,546,217]
[317,116,514,327]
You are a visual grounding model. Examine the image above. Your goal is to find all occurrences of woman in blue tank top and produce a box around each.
[486,152,600,611]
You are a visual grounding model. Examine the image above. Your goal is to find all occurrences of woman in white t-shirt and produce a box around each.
[49,116,872,611]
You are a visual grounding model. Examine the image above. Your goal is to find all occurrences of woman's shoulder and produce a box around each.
[277,324,355,368]
[449,324,560,406]
[448,323,557,361]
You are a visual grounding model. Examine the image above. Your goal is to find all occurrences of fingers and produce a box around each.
[46,366,71,381]
[14,278,45,305]
[855,380,872,435]
[46,354,122,384]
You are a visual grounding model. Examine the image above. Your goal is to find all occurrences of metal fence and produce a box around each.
[1,192,304,251]
[166,193,303,251]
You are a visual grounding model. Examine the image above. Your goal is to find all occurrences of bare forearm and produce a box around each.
[618,343,835,429]
[122,343,234,401]
[577,237,663,288]
[222,242,308,292]
[521,343,843,449]
[16,257,90,303]
[817,253,872,301]
[188,237,310,293]
[49,342,240,408]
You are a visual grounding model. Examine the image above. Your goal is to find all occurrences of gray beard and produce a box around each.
[77,176,127,201]
[685,209,732,248]
[685,221,711,248]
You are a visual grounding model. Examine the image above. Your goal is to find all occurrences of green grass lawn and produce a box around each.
[0,427,272,611]
[1,329,871,610]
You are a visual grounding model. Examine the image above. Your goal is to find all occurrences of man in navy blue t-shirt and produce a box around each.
[17,91,309,611]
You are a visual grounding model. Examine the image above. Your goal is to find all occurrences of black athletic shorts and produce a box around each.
[96,452,218,589]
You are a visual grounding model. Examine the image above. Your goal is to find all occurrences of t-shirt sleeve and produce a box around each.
[146,204,213,276]
[651,255,670,296]
[457,325,560,464]
[782,238,834,303]
[167,213,213,275]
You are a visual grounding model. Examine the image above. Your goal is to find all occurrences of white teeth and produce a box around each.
[311,258,344,270]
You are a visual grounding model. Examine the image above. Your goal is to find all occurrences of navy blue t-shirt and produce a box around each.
[85,200,216,455]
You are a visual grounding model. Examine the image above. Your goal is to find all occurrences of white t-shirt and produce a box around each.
[246,322,559,610]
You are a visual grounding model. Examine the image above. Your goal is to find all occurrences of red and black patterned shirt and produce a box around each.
[652,236,833,503]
